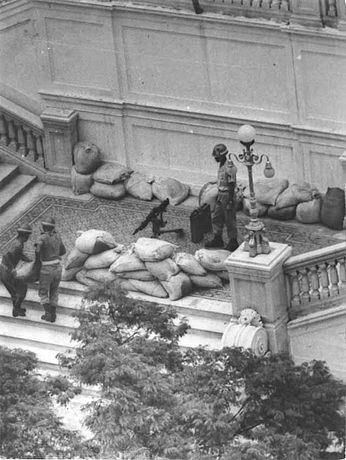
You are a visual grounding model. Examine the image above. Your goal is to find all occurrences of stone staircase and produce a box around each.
[0,163,37,214]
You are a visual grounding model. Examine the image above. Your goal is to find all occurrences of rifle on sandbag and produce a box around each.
[133,198,184,238]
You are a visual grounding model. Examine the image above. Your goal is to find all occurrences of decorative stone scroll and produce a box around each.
[221,308,269,357]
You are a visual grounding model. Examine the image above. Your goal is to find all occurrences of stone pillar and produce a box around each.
[336,0,346,31]
[290,0,323,27]
[41,108,78,173]
[338,150,346,228]
[225,242,292,353]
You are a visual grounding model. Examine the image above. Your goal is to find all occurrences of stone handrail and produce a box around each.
[0,109,45,169]
[283,242,346,318]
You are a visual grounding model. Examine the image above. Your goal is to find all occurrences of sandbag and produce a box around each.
[73,141,101,175]
[118,270,155,281]
[64,247,90,270]
[195,249,230,272]
[134,238,176,262]
[117,278,138,292]
[242,197,268,217]
[267,205,296,220]
[75,230,116,255]
[75,269,100,287]
[199,182,218,211]
[296,198,321,224]
[90,182,126,200]
[71,166,93,195]
[61,266,82,281]
[190,273,223,289]
[109,251,146,273]
[161,272,192,301]
[246,178,289,206]
[320,187,345,230]
[215,270,229,282]
[129,279,168,298]
[13,255,41,283]
[145,258,180,281]
[84,268,118,284]
[275,183,313,210]
[174,252,206,276]
[93,162,133,185]
[84,248,124,270]
[152,177,190,206]
[125,172,153,201]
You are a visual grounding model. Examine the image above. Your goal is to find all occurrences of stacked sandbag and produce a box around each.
[72,141,101,195]
[268,182,314,221]
[296,191,322,224]
[199,180,246,212]
[152,177,190,206]
[62,247,89,281]
[125,172,154,201]
[91,162,133,200]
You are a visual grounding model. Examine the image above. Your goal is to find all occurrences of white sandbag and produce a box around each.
[134,237,177,262]
[152,177,190,206]
[190,273,223,289]
[109,251,146,273]
[93,162,133,185]
[267,205,296,221]
[161,272,192,301]
[71,166,93,195]
[75,269,100,287]
[118,270,155,281]
[129,279,168,298]
[73,141,101,175]
[145,258,180,281]
[245,178,289,206]
[174,252,206,276]
[125,172,153,201]
[75,229,116,255]
[61,266,82,281]
[84,268,118,284]
[215,270,229,282]
[275,182,313,210]
[64,247,90,269]
[90,182,126,200]
[195,249,230,272]
[84,248,124,270]
[117,279,138,292]
[199,182,218,211]
[296,197,321,224]
[243,198,268,217]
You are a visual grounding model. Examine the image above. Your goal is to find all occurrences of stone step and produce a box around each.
[0,173,37,213]
[0,163,19,188]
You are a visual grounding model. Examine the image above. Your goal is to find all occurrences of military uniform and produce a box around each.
[36,222,66,322]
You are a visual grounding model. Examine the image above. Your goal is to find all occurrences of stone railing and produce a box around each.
[0,110,45,169]
[283,242,346,319]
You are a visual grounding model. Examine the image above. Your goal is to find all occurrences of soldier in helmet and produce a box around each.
[0,224,33,317]
[205,144,239,252]
[35,217,66,323]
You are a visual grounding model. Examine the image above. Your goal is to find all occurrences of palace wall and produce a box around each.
[1,0,346,191]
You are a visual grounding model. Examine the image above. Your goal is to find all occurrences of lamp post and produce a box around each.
[229,124,275,257]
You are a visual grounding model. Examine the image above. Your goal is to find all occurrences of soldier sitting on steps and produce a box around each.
[0,225,33,317]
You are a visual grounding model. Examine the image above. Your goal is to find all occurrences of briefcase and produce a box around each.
[190,203,212,243]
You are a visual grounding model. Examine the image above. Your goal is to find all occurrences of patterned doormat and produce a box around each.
[0,195,343,302]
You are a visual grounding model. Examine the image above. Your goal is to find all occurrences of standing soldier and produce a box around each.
[35,217,66,323]
[0,225,33,317]
[205,144,239,252]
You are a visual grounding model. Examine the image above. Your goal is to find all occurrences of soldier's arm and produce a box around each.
[21,253,31,263]
[59,240,66,256]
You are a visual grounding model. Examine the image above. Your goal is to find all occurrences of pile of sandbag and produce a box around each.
[71,141,101,195]
[90,162,133,200]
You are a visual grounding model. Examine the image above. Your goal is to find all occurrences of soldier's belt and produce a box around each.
[41,259,60,266]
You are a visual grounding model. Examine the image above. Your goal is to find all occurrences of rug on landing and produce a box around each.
[0,195,343,302]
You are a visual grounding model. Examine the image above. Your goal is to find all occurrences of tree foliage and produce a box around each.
[58,282,346,459]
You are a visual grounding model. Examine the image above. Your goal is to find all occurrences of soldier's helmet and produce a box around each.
[41,217,55,228]
[17,224,32,235]
[212,144,228,157]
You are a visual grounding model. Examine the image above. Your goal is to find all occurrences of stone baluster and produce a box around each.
[17,124,27,157]
[338,257,346,290]
[252,0,261,7]
[290,272,301,307]
[0,114,8,146]
[319,263,330,298]
[7,119,18,151]
[35,134,45,167]
[327,0,337,16]
[328,260,339,295]
[280,0,289,11]
[262,0,271,8]
[23,128,36,161]
[310,265,320,301]
[271,0,280,10]
[243,0,251,7]
[299,268,310,303]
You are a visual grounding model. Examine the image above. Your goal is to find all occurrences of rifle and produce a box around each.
[133,198,184,238]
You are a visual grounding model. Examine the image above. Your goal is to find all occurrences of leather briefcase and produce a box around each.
[190,203,212,243]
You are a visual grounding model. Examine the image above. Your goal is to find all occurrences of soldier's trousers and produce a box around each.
[0,264,27,310]
[212,193,238,241]
[38,263,62,307]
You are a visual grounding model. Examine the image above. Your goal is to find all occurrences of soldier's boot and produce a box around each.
[41,303,52,322]
[205,234,224,249]
[12,298,26,317]
[225,239,239,252]
[50,305,57,323]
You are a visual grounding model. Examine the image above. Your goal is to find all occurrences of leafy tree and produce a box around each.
[58,282,346,459]
[0,346,95,459]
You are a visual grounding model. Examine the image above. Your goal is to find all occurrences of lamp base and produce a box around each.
[243,219,271,257]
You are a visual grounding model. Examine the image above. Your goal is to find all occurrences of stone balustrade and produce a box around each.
[283,242,346,318]
[0,110,45,168]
